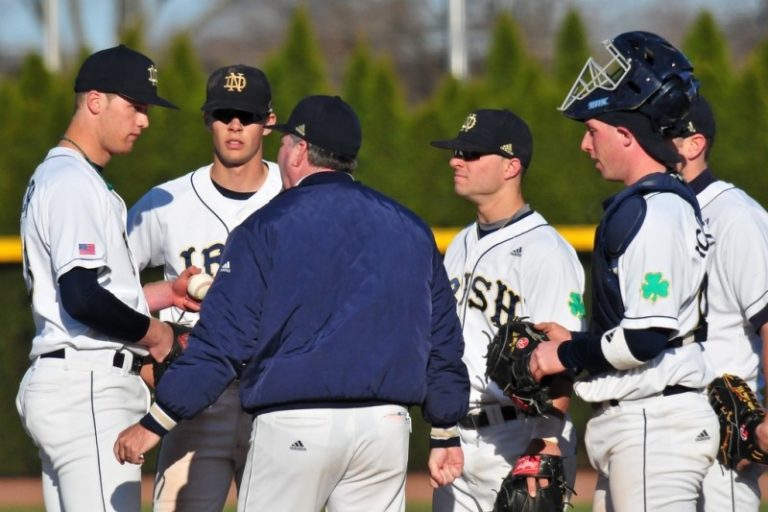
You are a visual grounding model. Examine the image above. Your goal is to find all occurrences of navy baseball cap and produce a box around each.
[74,45,178,109]
[267,95,362,159]
[666,96,716,140]
[201,65,272,117]
[430,109,533,168]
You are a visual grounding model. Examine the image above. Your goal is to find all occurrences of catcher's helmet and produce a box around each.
[559,31,698,129]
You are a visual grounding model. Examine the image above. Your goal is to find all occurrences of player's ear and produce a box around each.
[503,157,523,180]
[262,112,277,135]
[203,111,213,130]
[85,91,104,114]
[616,126,634,148]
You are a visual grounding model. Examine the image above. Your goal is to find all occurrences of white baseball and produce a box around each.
[187,273,214,301]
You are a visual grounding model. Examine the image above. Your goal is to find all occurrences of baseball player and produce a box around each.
[115,94,470,511]
[430,108,586,511]
[529,32,720,511]
[15,45,184,512]
[668,96,768,512]
[126,64,282,511]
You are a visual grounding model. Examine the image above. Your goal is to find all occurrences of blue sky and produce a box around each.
[0,0,762,59]
[0,0,210,56]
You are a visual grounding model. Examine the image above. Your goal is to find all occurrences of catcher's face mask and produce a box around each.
[559,31,698,130]
[558,43,631,115]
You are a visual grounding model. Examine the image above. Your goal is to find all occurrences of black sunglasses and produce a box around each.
[211,109,263,126]
[453,149,491,161]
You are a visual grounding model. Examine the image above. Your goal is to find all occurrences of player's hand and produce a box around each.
[172,265,202,312]
[534,322,571,342]
[529,338,567,382]
[139,319,174,362]
[114,422,160,465]
[428,446,464,488]
[523,438,561,496]
[755,415,768,453]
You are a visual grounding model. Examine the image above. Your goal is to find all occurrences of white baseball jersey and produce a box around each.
[435,210,586,512]
[127,161,282,511]
[575,191,714,402]
[21,147,149,357]
[17,147,151,511]
[695,179,768,512]
[444,211,586,407]
[697,180,768,389]
[127,162,282,323]
[576,185,719,512]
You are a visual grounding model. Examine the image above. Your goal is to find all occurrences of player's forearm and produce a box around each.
[143,280,175,312]
[557,326,670,374]
[143,266,202,313]
[59,266,150,342]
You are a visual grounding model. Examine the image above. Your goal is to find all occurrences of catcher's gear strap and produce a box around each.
[600,326,643,370]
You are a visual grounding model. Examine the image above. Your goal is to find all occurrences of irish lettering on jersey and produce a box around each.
[180,242,225,276]
[452,273,522,328]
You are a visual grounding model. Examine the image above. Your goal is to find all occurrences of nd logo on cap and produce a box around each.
[148,65,158,86]
[224,72,247,93]
[461,113,477,132]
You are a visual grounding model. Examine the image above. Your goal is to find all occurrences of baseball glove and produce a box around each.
[707,373,768,468]
[485,318,557,416]
[152,322,192,386]
[493,454,568,512]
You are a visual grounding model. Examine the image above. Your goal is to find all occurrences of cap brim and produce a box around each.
[430,138,493,153]
[201,100,269,116]
[123,92,179,110]
[265,123,302,137]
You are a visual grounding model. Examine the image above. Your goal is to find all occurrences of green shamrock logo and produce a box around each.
[568,292,586,318]
[641,272,669,302]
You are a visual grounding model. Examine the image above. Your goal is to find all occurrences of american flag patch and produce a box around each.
[78,243,96,256]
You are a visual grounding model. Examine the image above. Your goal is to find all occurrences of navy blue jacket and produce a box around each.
[147,172,469,432]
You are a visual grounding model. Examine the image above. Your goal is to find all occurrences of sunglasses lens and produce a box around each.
[453,149,483,161]
[212,109,260,126]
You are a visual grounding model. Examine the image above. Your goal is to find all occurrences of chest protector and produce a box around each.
[590,172,703,337]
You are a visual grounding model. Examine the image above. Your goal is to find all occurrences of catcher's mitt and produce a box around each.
[493,454,568,512]
[707,373,768,468]
[152,322,192,386]
[485,319,556,416]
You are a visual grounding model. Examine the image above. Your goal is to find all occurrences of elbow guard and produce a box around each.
[600,326,644,370]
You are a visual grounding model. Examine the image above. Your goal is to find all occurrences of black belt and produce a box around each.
[40,348,142,375]
[459,406,518,430]
[592,384,696,410]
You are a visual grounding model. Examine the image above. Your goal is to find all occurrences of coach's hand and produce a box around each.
[114,423,161,465]
[428,446,464,488]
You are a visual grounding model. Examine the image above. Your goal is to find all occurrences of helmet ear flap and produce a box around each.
[643,74,699,132]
